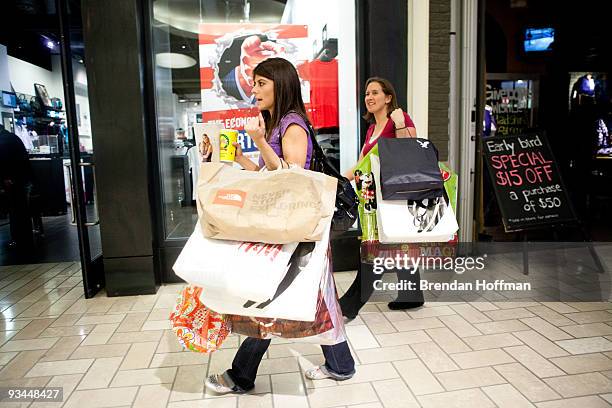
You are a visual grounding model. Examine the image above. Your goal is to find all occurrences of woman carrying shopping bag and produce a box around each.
[205,58,355,394]
[339,77,424,318]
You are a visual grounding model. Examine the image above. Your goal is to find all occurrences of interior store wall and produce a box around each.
[8,55,65,104]
[0,45,11,118]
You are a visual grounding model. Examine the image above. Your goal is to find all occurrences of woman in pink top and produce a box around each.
[340,77,423,318]
[345,77,417,179]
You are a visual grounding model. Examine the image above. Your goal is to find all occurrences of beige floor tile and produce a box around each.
[49,314,81,327]
[148,308,172,321]
[565,302,612,312]
[12,318,55,340]
[535,396,611,408]
[556,337,612,354]
[267,343,323,359]
[521,317,574,341]
[356,345,416,364]
[142,320,171,331]
[375,330,431,347]
[39,335,85,362]
[435,366,505,390]
[258,356,300,375]
[168,397,237,407]
[132,383,172,408]
[504,346,565,378]
[565,311,612,324]
[39,325,94,338]
[371,378,419,408]
[451,349,515,369]
[485,308,536,321]
[0,351,17,366]
[169,364,207,402]
[346,325,379,350]
[106,330,163,344]
[340,362,399,384]
[150,351,210,368]
[462,333,523,350]
[30,373,83,408]
[271,372,309,408]
[25,358,93,377]
[494,363,561,402]
[544,372,612,398]
[0,320,31,331]
[307,382,379,408]
[207,348,241,374]
[482,383,535,407]
[115,312,149,333]
[0,337,59,352]
[119,342,157,370]
[77,357,123,389]
[513,331,570,358]
[70,343,130,359]
[407,305,456,319]
[0,350,46,380]
[550,353,612,374]
[238,393,273,408]
[392,317,445,332]
[393,359,444,395]
[438,314,481,337]
[156,330,185,353]
[81,323,120,346]
[418,388,496,408]
[410,341,459,373]
[425,327,471,353]
[110,367,177,387]
[63,386,139,408]
[75,314,125,326]
[450,304,493,323]
[561,323,612,338]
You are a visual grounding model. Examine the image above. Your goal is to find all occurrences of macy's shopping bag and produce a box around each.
[372,155,458,243]
[227,251,347,345]
[173,222,298,303]
[197,223,331,322]
[197,162,337,244]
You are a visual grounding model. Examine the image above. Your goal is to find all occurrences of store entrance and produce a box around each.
[0,0,103,298]
[475,0,612,243]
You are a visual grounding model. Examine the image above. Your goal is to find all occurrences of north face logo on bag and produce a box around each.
[213,189,247,208]
[417,140,430,149]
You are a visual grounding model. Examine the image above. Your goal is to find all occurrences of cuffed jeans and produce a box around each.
[225,337,355,391]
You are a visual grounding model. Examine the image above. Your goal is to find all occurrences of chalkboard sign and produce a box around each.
[483,133,576,232]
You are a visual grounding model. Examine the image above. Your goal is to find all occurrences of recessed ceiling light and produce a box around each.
[155,53,197,69]
[46,41,55,49]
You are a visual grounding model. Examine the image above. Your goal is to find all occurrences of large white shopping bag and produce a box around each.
[198,223,331,322]
[173,223,299,303]
[372,155,458,243]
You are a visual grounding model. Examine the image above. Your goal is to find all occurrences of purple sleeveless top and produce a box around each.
[258,113,313,170]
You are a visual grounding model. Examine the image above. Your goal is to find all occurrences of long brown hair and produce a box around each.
[362,77,400,123]
[252,58,310,138]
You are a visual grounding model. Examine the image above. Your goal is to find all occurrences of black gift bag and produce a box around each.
[378,138,444,201]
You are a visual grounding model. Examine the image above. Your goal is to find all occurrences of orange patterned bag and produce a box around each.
[169,285,231,353]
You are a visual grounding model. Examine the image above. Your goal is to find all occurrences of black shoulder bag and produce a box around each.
[305,124,359,238]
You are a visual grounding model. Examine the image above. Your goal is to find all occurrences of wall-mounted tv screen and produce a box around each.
[524,27,555,52]
[1,91,17,108]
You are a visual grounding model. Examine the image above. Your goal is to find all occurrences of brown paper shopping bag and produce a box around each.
[197,163,337,243]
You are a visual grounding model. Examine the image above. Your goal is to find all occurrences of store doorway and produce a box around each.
[0,0,103,298]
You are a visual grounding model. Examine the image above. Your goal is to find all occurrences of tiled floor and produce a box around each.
[1,260,612,407]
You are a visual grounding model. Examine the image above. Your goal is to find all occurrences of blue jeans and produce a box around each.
[225,337,355,391]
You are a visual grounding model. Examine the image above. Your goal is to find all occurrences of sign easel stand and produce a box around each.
[517,222,605,275]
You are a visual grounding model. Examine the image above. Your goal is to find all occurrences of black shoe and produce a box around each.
[387,301,424,310]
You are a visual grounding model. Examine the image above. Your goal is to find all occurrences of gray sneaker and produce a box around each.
[205,373,245,394]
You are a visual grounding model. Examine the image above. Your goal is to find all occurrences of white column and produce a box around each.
[407,0,429,138]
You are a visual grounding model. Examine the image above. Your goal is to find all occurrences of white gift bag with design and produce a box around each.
[173,223,299,303]
[372,155,458,243]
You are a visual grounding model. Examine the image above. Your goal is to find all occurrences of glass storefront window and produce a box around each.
[151,0,356,240]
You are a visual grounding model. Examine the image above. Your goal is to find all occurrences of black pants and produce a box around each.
[226,337,355,391]
[7,183,33,249]
[339,261,424,317]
